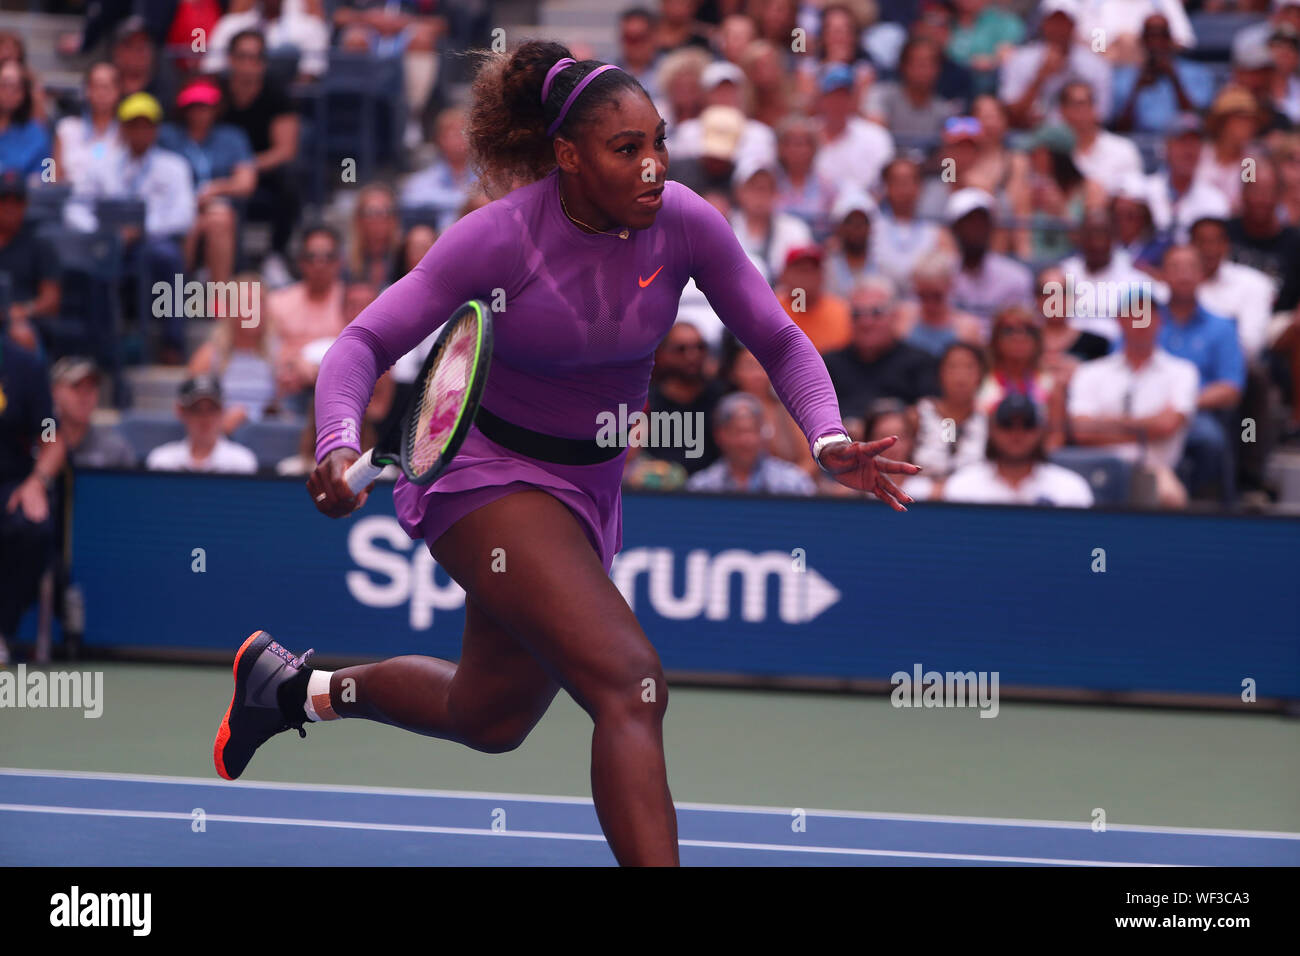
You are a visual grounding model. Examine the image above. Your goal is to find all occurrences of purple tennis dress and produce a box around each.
[315,169,845,572]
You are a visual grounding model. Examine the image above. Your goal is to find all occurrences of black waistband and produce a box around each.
[475,405,623,466]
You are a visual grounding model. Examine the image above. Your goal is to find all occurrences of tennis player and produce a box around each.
[214,40,919,866]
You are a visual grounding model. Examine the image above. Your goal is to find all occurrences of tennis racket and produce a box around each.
[344,299,493,494]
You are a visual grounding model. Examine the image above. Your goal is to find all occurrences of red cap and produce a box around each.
[177,80,221,108]
[784,245,824,269]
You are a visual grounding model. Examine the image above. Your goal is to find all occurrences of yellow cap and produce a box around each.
[117,92,163,123]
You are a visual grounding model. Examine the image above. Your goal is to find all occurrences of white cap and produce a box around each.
[1182,188,1232,227]
[945,187,996,224]
[701,60,746,91]
[731,153,779,189]
[830,185,878,223]
[1111,172,1151,206]
[1040,0,1081,20]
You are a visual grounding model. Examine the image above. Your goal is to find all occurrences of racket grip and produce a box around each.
[344,449,385,495]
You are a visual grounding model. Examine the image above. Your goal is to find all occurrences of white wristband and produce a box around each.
[813,432,851,468]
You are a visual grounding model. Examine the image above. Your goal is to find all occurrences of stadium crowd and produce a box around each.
[3,0,1300,653]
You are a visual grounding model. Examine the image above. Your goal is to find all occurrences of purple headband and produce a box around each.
[544,62,621,137]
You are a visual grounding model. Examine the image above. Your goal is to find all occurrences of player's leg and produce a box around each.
[429,490,679,867]
[327,597,560,753]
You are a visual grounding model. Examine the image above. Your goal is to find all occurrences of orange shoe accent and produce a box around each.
[638,265,664,288]
[213,630,265,781]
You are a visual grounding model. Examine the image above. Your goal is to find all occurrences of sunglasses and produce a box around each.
[997,324,1036,337]
[852,306,891,319]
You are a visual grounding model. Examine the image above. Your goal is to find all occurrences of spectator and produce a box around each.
[823,277,939,413]
[347,184,402,289]
[1036,264,1111,390]
[773,115,833,240]
[896,253,984,355]
[400,107,477,231]
[967,95,1026,200]
[267,225,347,401]
[1006,122,1103,265]
[145,375,258,473]
[917,116,988,220]
[188,273,283,433]
[166,0,224,76]
[653,0,710,54]
[998,0,1112,129]
[908,0,979,104]
[394,223,437,283]
[1158,245,1246,502]
[730,157,812,280]
[670,60,776,166]
[1111,13,1215,134]
[740,39,792,130]
[977,305,1066,450]
[1111,174,1169,275]
[1198,86,1265,214]
[1269,23,1300,125]
[946,0,1025,95]
[203,0,331,82]
[66,93,195,364]
[722,336,815,476]
[617,8,663,101]
[860,398,936,502]
[1145,113,1230,236]
[1227,156,1300,311]
[945,392,1094,507]
[1068,308,1198,509]
[1229,28,1290,136]
[1060,207,1165,346]
[0,32,47,125]
[822,188,881,300]
[862,37,960,144]
[812,63,895,194]
[643,320,725,474]
[160,79,258,286]
[110,14,179,110]
[777,245,851,353]
[0,171,59,353]
[1187,197,1276,361]
[947,188,1034,322]
[666,104,745,197]
[52,62,124,191]
[219,29,302,275]
[685,392,816,494]
[873,156,954,294]
[0,59,51,178]
[1060,81,1144,186]
[911,340,990,489]
[716,12,758,67]
[1075,1,1195,61]
[0,335,59,664]
[653,46,711,130]
[49,357,136,468]
[794,2,875,104]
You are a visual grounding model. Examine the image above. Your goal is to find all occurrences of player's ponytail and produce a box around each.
[467,39,647,198]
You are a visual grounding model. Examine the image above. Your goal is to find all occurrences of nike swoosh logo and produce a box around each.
[639,265,665,288]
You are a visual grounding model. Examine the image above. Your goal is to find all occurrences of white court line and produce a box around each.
[0,803,1174,866]
[3,767,1297,841]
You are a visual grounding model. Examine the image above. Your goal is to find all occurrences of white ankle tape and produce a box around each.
[304,669,337,721]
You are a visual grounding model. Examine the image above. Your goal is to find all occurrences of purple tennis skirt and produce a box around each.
[392,424,627,573]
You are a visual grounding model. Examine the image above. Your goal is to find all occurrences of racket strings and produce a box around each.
[407,316,478,475]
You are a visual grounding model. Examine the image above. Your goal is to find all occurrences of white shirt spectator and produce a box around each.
[1196,260,1276,361]
[911,398,988,478]
[54,116,123,188]
[870,214,943,293]
[813,117,895,193]
[201,0,331,78]
[671,116,777,167]
[675,279,728,351]
[999,43,1113,125]
[944,460,1095,507]
[146,437,258,474]
[1059,248,1168,344]
[1067,348,1199,469]
[1073,131,1144,187]
[729,210,812,281]
[65,144,196,237]
[1145,176,1229,236]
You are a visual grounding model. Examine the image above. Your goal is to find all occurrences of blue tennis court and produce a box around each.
[2,769,1296,866]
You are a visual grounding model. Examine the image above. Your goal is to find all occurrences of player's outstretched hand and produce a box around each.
[817,436,921,512]
[308,448,375,518]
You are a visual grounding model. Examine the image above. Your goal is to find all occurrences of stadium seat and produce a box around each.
[323,51,406,177]
[118,410,186,461]
[1186,13,1267,62]
[1049,447,1135,507]
[25,183,71,234]
[46,229,131,405]
[230,418,307,471]
[266,48,300,90]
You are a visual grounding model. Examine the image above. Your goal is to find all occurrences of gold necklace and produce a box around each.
[560,189,629,239]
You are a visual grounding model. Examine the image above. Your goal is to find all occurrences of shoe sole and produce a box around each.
[213,629,272,781]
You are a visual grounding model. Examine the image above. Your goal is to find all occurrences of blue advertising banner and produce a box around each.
[58,471,1299,699]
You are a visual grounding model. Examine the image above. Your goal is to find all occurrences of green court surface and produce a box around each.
[2,663,1297,833]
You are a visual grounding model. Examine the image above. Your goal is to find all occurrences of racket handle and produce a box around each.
[344,449,385,495]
